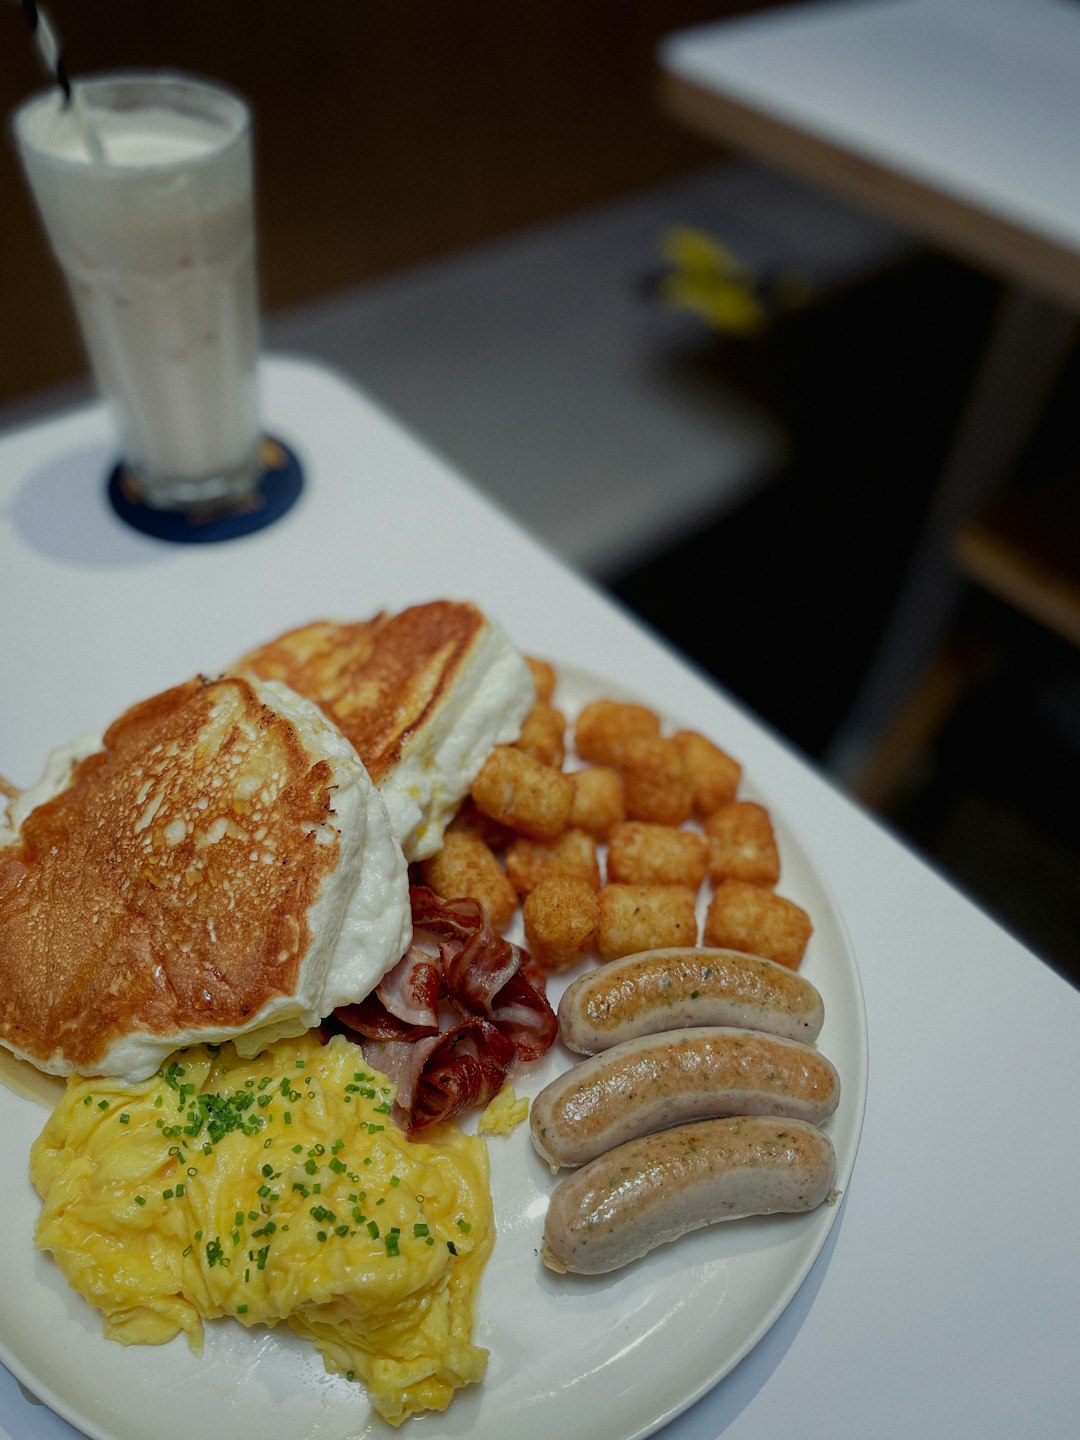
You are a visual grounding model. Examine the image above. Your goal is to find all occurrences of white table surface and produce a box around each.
[659,0,1080,308]
[1,355,1078,1438]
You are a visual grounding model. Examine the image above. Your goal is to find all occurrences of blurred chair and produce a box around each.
[849,329,1080,812]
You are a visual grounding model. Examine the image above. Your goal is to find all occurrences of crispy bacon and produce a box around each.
[331,886,556,1132]
[426,894,557,1061]
[335,941,442,1041]
[379,1020,517,1131]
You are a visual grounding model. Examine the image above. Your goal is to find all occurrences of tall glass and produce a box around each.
[13,72,262,513]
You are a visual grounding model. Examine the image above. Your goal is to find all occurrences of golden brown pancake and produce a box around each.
[238,601,534,860]
[0,675,410,1079]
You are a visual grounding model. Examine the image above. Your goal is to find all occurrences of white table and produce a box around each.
[659,0,1080,787]
[1,356,1078,1438]
[660,0,1080,311]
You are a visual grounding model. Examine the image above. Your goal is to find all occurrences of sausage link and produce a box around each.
[558,946,824,1054]
[542,1114,837,1274]
[531,1026,839,1168]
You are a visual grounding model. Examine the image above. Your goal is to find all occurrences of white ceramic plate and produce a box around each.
[0,664,868,1440]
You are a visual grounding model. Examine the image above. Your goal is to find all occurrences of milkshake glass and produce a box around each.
[13,72,262,513]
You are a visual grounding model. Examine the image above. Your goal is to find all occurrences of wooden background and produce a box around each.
[0,1,787,407]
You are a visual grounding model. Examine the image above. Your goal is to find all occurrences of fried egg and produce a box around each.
[30,1031,493,1426]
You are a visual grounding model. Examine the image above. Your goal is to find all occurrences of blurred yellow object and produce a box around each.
[657,226,810,337]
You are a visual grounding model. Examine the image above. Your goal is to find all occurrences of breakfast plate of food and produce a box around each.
[0,600,867,1440]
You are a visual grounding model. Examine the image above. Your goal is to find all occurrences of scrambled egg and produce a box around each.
[30,1032,493,1426]
[477,1083,529,1136]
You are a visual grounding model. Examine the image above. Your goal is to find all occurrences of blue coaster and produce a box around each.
[107,437,304,543]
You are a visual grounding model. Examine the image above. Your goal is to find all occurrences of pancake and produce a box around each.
[237,600,535,860]
[0,675,411,1081]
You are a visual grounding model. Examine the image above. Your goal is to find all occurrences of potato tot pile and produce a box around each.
[419,662,812,974]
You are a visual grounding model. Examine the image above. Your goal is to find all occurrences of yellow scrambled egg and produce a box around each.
[30,1032,493,1426]
[477,1082,529,1136]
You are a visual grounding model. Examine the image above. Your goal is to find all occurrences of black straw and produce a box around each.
[20,0,73,101]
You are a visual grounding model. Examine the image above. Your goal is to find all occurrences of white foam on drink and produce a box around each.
[33,104,223,168]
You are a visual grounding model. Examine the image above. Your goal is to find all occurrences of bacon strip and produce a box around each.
[335,940,442,1041]
[403,1020,517,1131]
[331,886,556,1132]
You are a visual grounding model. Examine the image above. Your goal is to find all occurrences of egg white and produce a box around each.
[381,615,535,861]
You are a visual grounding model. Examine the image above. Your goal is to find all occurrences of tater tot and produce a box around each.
[703,880,812,969]
[514,701,567,768]
[704,801,781,886]
[525,656,557,704]
[596,883,698,962]
[505,828,601,895]
[470,746,574,840]
[607,821,708,890]
[420,832,518,932]
[617,734,694,826]
[523,876,600,971]
[674,730,742,815]
[447,796,516,850]
[574,700,660,766]
[568,766,625,840]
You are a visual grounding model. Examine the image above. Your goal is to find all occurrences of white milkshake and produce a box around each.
[14,74,261,511]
